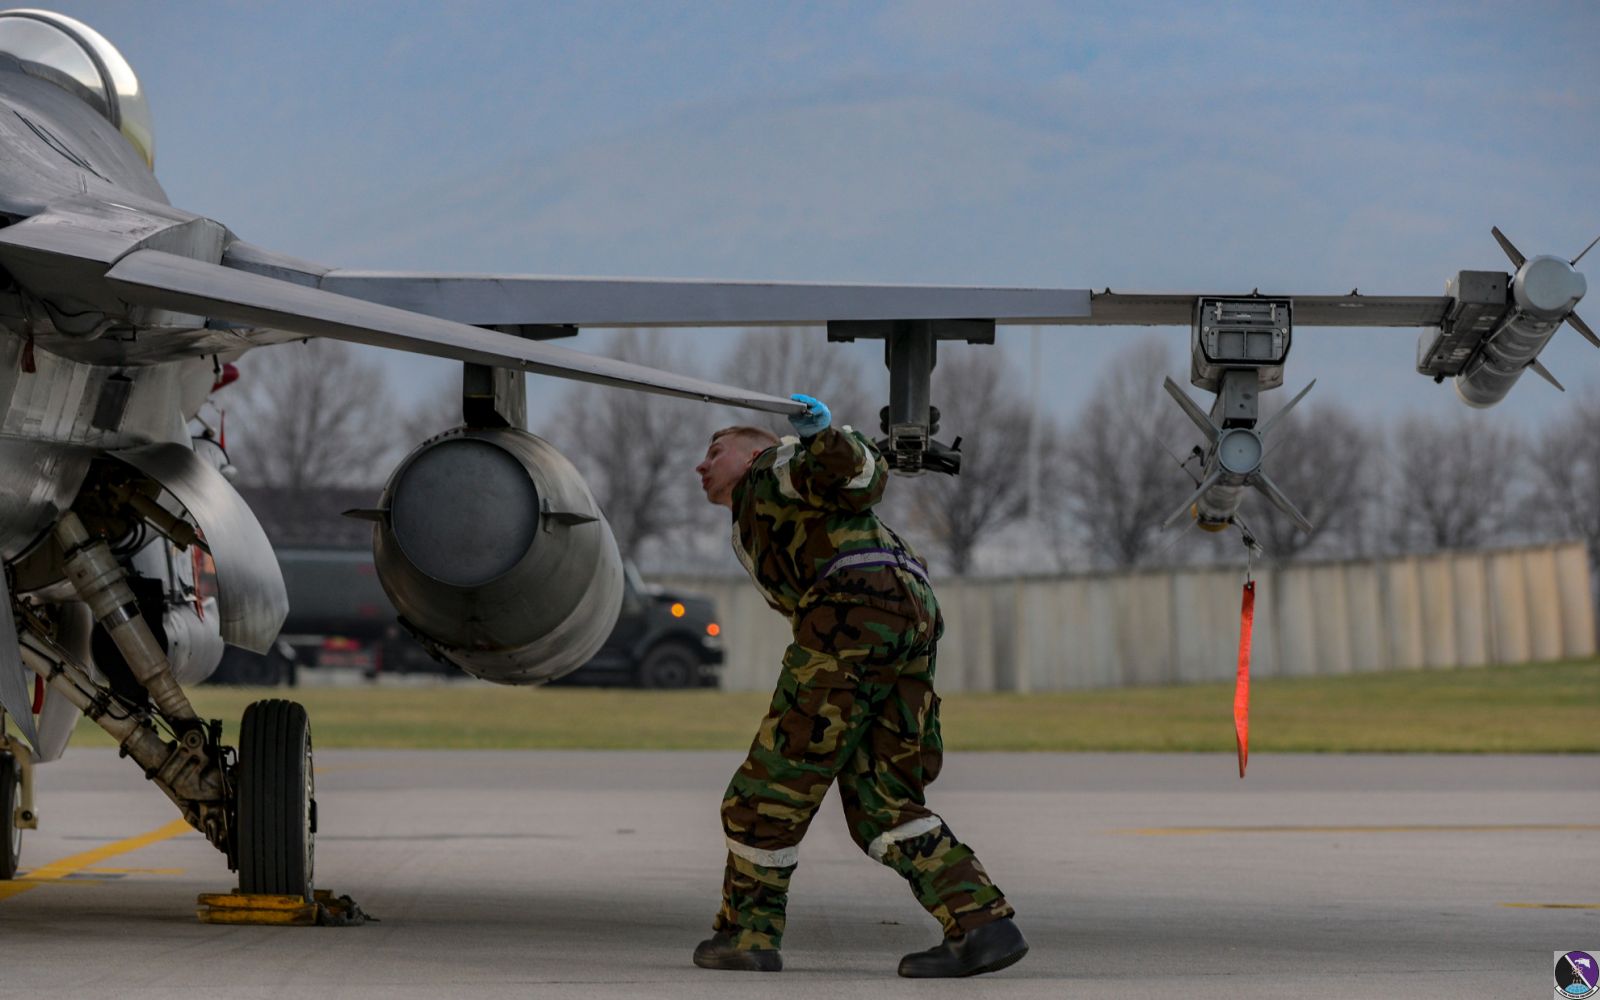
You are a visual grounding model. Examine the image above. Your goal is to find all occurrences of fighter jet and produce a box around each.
[0,8,1588,901]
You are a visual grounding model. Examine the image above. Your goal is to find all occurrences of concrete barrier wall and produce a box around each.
[652,542,1596,693]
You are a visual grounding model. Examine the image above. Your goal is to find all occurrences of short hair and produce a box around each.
[710,424,779,453]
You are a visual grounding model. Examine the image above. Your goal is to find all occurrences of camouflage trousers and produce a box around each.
[713,601,1012,950]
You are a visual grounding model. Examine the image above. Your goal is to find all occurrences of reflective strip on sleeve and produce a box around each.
[730,520,756,578]
[772,440,802,500]
[726,836,798,869]
[866,815,944,862]
[843,433,876,490]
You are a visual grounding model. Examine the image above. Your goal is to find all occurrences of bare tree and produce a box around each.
[396,372,463,446]
[1242,400,1379,561]
[1526,388,1600,573]
[225,339,401,490]
[715,326,874,436]
[542,329,710,559]
[1053,338,1195,569]
[900,347,1046,574]
[1384,411,1521,552]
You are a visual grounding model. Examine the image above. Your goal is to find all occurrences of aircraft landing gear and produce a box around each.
[1,749,19,879]
[237,699,315,900]
[0,724,36,882]
[15,616,321,897]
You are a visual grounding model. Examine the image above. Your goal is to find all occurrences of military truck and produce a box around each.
[209,553,723,688]
[552,563,724,688]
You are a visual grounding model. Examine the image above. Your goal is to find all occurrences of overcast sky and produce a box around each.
[46,0,1600,438]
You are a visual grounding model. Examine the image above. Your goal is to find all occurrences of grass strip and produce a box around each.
[56,659,1599,753]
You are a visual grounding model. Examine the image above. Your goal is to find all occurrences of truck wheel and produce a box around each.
[0,752,18,880]
[237,699,315,899]
[638,641,698,689]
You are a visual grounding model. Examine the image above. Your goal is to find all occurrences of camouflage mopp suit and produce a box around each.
[714,425,1013,951]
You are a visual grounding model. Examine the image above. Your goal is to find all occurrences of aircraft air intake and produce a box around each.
[367,428,623,685]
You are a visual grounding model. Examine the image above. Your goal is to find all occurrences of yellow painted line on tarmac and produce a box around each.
[0,818,193,902]
[1121,823,1600,836]
[1502,902,1600,910]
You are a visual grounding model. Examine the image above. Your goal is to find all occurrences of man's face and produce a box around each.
[695,435,760,508]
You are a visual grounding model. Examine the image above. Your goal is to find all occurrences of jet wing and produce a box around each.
[1070,291,1451,328]
[222,241,1096,329]
[318,279,1448,330]
[102,250,806,414]
[0,213,805,414]
[224,242,1451,330]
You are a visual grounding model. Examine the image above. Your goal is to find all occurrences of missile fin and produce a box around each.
[1162,469,1223,531]
[1567,311,1600,349]
[1256,378,1316,441]
[1491,226,1527,269]
[1571,233,1600,267]
[1527,358,1566,392]
[1251,471,1314,534]
[1163,377,1219,444]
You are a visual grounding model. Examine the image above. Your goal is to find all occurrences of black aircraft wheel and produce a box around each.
[638,641,698,689]
[237,699,315,899]
[0,751,18,880]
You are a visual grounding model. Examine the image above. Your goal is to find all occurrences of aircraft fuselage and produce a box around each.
[0,62,215,561]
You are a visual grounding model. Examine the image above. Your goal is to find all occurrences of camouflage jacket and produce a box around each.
[729,426,937,627]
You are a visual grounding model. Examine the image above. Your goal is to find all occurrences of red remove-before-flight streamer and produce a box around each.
[1235,580,1254,778]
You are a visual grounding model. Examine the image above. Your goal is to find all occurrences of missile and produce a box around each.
[1420,228,1594,409]
[1162,375,1316,534]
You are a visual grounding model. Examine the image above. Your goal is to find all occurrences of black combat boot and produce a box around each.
[693,932,783,972]
[897,917,1028,978]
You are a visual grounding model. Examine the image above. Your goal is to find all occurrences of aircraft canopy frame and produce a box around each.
[0,8,153,168]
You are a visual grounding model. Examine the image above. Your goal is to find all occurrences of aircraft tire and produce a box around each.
[237,699,315,899]
[0,751,17,880]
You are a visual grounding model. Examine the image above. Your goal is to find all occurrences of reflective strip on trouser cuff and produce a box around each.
[726,837,798,869]
[867,815,944,863]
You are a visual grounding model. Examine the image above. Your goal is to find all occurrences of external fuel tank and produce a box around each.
[371,428,623,685]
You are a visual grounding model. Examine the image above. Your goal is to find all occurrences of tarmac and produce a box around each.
[0,749,1595,1000]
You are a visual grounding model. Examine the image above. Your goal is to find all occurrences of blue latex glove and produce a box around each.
[788,393,831,437]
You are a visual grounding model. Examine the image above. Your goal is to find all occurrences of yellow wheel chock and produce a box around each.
[196,888,373,926]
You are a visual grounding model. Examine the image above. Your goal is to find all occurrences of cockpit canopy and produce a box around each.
[0,8,153,169]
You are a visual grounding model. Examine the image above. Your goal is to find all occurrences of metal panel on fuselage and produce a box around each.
[0,60,168,211]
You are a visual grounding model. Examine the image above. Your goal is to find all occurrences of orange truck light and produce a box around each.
[670,602,686,618]
[706,623,720,637]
